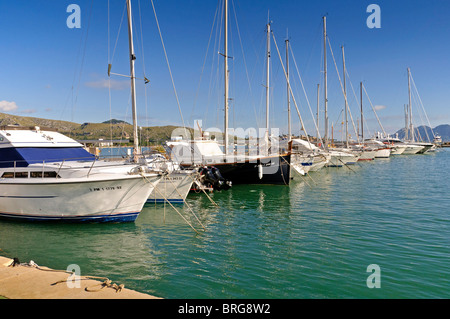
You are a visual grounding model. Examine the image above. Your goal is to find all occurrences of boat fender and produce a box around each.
[258,164,263,179]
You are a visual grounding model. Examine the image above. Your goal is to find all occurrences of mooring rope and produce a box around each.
[141,172,202,234]
[8,258,124,293]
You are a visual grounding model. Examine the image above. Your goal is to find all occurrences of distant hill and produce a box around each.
[102,119,130,125]
[394,124,450,142]
[0,112,193,144]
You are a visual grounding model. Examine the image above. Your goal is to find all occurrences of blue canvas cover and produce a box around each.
[0,147,95,167]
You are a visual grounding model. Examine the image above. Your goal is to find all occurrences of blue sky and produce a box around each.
[0,0,449,138]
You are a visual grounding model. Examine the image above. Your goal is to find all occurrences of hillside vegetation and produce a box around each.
[0,113,192,144]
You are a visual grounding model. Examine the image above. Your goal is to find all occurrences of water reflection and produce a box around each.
[1,150,449,298]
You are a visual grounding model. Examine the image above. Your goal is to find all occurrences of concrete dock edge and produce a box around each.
[0,256,161,299]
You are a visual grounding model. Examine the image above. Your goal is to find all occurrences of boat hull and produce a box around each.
[0,174,160,223]
[327,151,359,167]
[358,150,376,161]
[147,171,194,204]
[402,145,424,154]
[197,154,291,185]
[415,143,434,154]
[390,145,406,155]
[291,154,312,174]
[309,155,329,171]
[375,148,391,158]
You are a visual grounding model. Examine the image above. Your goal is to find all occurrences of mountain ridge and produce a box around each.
[0,113,192,144]
[394,124,450,142]
[1,112,449,143]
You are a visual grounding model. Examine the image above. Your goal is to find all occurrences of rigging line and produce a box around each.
[204,0,223,127]
[410,73,435,139]
[137,0,147,76]
[59,1,93,123]
[341,68,360,143]
[346,72,366,141]
[410,87,427,142]
[72,0,94,123]
[271,31,312,147]
[210,2,222,128]
[231,0,260,128]
[150,0,187,136]
[190,0,220,123]
[289,44,325,146]
[204,2,222,127]
[110,2,127,65]
[326,38,359,143]
[106,2,126,145]
[108,0,113,144]
[108,0,110,63]
[137,0,150,146]
[362,83,386,137]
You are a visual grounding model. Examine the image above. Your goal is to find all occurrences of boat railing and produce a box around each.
[0,156,148,179]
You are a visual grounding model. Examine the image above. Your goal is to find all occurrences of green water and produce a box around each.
[1,149,449,299]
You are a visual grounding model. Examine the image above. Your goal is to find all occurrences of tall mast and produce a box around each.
[404,104,409,140]
[286,38,291,140]
[224,0,229,155]
[408,67,414,142]
[341,45,348,148]
[126,0,140,162]
[266,21,271,138]
[316,83,320,139]
[360,82,364,143]
[323,16,328,148]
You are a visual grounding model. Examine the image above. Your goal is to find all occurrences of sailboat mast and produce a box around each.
[404,104,409,140]
[323,16,328,148]
[360,82,364,142]
[341,45,348,148]
[266,21,271,137]
[126,0,140,161]
[224,0,229,155]
[316,83,320,139]
[408,67,414,142]
[286,38,291,140]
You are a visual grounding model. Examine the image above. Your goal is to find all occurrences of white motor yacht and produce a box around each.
[0,126,161,222]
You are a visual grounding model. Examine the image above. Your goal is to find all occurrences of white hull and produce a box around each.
[148,171,194,203]
[0,174,160,222]
[358,150,377,161]
[402,145,424,154]
[375,148,391,158]
[309,154,330,171]
[290,163,306,176]
[390,145,406,155]
[291,154,312,174]
[413,142,434,154]
[327,150,359,167]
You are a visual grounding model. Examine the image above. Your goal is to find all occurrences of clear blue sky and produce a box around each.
[0,0,449,138]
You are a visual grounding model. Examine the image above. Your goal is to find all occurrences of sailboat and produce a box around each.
[168,1,291,185]
[119,0,197,204]
[399,68,432,154]
[0,0,163,223]
[318,22,359,167]
[145,152,196,203]
[283,39,329,175]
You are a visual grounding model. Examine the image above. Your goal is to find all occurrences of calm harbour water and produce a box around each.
[1,149,449,299]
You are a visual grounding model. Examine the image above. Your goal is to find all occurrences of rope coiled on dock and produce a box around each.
[8,257,125,293]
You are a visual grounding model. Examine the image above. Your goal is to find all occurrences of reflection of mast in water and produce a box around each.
[258,188,266,212]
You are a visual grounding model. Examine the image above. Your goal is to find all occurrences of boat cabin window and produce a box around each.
[1,172,28,178]
[1,171,60,178]
[30,171,60,178]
